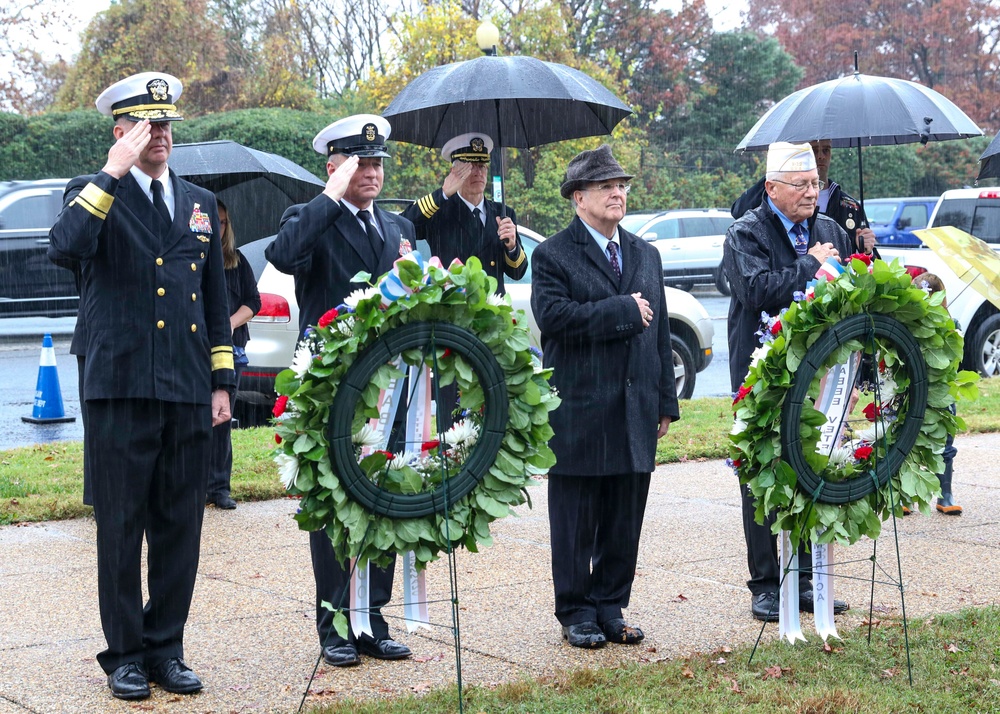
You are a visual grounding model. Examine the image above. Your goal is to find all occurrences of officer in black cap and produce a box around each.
[402,131,526,296]
[266,113,415,668]
[48,71,234,701]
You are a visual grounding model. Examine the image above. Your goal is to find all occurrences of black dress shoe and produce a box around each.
[323,643,361,667]
[799,588,849,615]
[562,621,607,649]
[149,657,203,694]
[357,638,412,660]
[751,592,779,622]
[208,492,237,509]
[600,617,645,644]
[108,662,150,700]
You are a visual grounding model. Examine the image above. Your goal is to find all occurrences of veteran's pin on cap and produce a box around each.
[95,72,184,122]
[766,142,816,173]
[313,114,391,158]
[441,132,494,164]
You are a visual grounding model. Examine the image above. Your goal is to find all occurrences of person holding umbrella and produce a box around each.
[48,71,234,700]
[401,132,526,295]
[731,140,876,256]
[531,145,679,649]
[722,142,852,622]
[265,114,414,668]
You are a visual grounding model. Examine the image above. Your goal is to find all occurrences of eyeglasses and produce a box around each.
[582,182,631,195]
[771,179,825,192]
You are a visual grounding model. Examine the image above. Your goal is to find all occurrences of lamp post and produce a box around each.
[476,19,504,203]
[476,18,499,56]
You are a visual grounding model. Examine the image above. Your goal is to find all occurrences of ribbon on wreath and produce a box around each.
[401,364,432,632]
[378,252,457,307]
[778,531,805,643]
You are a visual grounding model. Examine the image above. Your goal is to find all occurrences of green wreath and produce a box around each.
[271,253,560,569]
[729,256,979,548]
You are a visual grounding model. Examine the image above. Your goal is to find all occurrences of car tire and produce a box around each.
[671,333,696,400]
[966,312,1000,378]
[715,266,731,296]
[669,280,695,292]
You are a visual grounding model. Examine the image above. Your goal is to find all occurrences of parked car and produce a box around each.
[877,187,1000,377]
[0,178,76,318]
[619,209,734,294]
[236,224,716,425]
[866,196,939,247]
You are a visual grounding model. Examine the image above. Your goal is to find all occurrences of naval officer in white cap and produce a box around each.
[402,132,525,296]
[721,141,851,623]
[48,71,234,700]
[266,114,415,668]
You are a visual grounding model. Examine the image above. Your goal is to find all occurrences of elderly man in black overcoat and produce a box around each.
[531,145,679,649]
[722,141,853,622]
[266,113,415,669]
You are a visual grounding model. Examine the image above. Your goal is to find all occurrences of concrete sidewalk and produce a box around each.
[2,434,998,713]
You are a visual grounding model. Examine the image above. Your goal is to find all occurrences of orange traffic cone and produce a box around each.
[21,333,76,424]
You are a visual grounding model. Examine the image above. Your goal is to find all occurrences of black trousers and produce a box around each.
[740,482,812,595]
[548,472,650,626]
[207,365,243,498]
[78,355,93,507]
[309,531,395,647]
[88,398,210,674]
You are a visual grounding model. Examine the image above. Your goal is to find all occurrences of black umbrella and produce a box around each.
[735,57,982,206]
[976,134,1000,181]
[382,54,632,211]
[171,140,325,245]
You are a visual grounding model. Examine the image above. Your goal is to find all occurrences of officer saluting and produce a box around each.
[402,132,526,296]
[48,72,234,701]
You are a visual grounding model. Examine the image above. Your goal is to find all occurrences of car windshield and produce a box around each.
[620,214,655,234]
[866,202,900,225]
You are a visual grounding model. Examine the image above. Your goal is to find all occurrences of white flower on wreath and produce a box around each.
[291,343,313,378]
[855,421,889,444]
[443,419,479,448]
[731,417,748,436]
[486,292,509,307]
[827,445,855,467]
[275,452,300,490]
[878,371,898,398]
[389,451,418,470]
[749,342,772,369]
[352,424,382,447]
[334,315,356,337]
[345,286,379,308]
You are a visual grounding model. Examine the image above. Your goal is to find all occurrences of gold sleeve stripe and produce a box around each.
[70,196,107,220]
[79,183,115,215]
[212,345,234,354]
[417,193,439,219]
[212,350,235,371]
[505,247,526,268]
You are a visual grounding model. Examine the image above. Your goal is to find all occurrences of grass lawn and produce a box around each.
[1,379,997,525]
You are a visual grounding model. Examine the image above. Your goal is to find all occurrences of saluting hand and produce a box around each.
[102,119,151,179]
[323,155,359,202]
[443,162,471,198]
[497,216,517,250]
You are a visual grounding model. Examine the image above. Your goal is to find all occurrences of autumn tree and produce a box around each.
[0,0,75,113]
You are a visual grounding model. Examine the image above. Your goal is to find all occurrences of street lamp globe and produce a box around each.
[476,19,499,56]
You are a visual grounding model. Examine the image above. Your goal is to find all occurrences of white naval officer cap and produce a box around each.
[313,114,391,158]
[441,132,494,163]
[95,72,184,122]
[766,142,816,173]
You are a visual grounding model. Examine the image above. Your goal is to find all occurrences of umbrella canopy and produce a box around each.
[976,133,1000,181]
[171,140,325,245]
[382,55,632,150]
[913,226,1000,311]
[735,71,982,152]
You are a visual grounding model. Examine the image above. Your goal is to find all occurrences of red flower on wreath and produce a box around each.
[862,402,881,421]
[770,320,782,335]
[421,439,441,452]
[318,308,339,328]
[275,433,282,444]
[849,253,873,266]
[273,395,289,418]
[377,450,394,460]
[733,384,752,405]
[854,444,874,460]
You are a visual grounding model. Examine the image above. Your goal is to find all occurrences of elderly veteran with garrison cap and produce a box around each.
[531,145,679,649]
[266,114,414,669]
[48,72,234,701]
[722,141,852,623]
[402,132,525,295]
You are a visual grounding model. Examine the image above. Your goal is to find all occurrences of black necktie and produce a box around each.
[151,178,171,228]
[357,209,383,255]
[472,207,485,240]
[607,241,622,279]
[791,223,808,256]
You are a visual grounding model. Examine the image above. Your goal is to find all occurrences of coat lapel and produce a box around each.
[336,202,376,271]
[618,229,642,293]
[573,217,620,288]
[161,173,194,254]
[119,173,159,249]
[374,206,402,274]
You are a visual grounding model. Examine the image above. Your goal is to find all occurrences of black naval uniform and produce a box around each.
[731,178,871,255]
[266,194,415,651]
[48,169,235,674]
[402,189,526,296]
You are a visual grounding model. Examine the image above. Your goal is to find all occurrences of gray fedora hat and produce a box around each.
[559,144,634,199]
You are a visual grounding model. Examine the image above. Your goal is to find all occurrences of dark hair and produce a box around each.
[216,197,239,270]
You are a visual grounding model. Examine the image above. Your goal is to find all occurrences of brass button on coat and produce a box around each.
[157,288,165,296]
[191,324,197,332]
[190,263,197,271]
[157,320,165,329]
[156,257,163,266]
[191,293,197,302]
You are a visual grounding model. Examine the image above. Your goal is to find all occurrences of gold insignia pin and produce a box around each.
[196,235,210,242]
[471,137,485,152]
[147,78,168,102]
[364,124,376,142]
